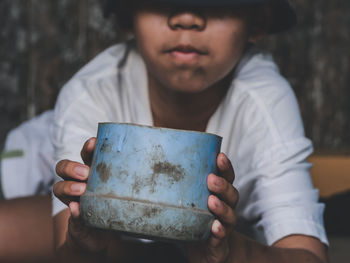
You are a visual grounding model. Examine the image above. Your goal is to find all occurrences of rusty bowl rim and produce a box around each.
[98,122,223,139]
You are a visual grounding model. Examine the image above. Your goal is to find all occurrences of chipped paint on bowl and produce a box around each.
[80,123,222,242]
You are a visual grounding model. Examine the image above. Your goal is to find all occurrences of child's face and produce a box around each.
[132,5,252,93]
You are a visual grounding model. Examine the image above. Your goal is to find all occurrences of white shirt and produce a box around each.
[1,110,55,199]
[51,43,328,246]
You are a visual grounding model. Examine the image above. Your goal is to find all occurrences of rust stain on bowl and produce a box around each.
[152,161,185,184]
[131,174,143,194]
[100,138,112,153]
[96,162,112,182]
[80,123,221,241]
[142,206,161,218]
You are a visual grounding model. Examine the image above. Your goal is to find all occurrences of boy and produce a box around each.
[53,0,329,262]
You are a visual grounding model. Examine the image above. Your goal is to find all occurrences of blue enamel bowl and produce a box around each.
[80,123,222,242]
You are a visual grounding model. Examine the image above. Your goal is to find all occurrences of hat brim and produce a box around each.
[268,1,297,34]
[105,0,297,34]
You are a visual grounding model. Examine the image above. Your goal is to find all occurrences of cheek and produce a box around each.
[206,38,246,81]
[133,20,166,64]
[134,30,158,68]
[209,25,248,69]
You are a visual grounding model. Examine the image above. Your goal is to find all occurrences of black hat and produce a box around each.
[104,0,296,34]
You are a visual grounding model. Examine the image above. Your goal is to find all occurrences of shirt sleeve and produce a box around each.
[50,78,108,216]
[233,76,328,246]
[50,45,131,216]
[241,137,328,246]
[1,110,56,199]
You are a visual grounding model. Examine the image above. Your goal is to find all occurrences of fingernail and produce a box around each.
[212,220,221,233]
[71,183,85,193]
[69,202,80,219]
[222,155,229,167]
[215,177,223,187]
[215,199,222,208]
[74,165,89,179]
[87,137,95,148]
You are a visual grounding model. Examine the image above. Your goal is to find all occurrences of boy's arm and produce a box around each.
[53,209,69,249]
[52,139,187,263]
[53,209,105,263]
[273,234,328,262]
[53,208,188,263]
[0,196,53,263]
[187,154,328,263]
[225,232,328,263]
[54,207,128,263]
[53,139,328,263]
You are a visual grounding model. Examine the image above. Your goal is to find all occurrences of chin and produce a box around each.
[164,74,212,94]
[167,81,210,94]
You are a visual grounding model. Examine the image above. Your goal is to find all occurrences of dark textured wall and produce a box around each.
[0,0,118,149]
[262,0,350,152]
[1,0,349,152]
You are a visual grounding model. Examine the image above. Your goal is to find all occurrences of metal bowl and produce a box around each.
[80,123,222,242]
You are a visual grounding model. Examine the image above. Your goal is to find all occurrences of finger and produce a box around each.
[206,221,230,262]
[207,173,239,208]
[211,219,227,241]
[81,137,96,165]
[188,235,229,263]
[67,207,112,253]
[53,181,86,206]
[208,195,237,228]
[56,159,90,181]
[69,201,81,219]
[217,153,235,184]
[67,211,90,250]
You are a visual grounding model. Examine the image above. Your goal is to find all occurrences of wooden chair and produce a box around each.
[309,154,350,198]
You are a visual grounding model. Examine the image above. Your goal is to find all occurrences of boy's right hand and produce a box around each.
[54,138,113,253]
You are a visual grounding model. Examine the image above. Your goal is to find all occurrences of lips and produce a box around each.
[168,44,207,55]
[165,44,208,63]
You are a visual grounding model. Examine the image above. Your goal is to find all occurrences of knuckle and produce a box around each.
[221,200,229,214]
[81,140,90,156]
[219,224,228,238]
[55,160,65,175]
[80,148,85,159]
[210,247,229,263]
[232,187,239,205]
[53,181,65,197]
[223,179,230,192]
[63,182,72,195]
[216,176,228,193]
[221,204,236,226]
[56,159,72,176]
[53,183,60,196]
[226,156,232,167]
[66,161,79,178]
[229,210,238,227]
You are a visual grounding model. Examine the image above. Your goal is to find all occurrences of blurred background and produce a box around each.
[1,0,350,153]
[0,0,349,261]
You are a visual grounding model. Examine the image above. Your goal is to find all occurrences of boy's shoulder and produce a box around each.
[223,46,298,127]
[55,43,129,108]
[233,46,293,101]
[72,43,128,82]
[236,46,288,87]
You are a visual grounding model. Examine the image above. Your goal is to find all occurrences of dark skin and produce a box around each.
[0,196,54,263]
[54,140,328,263]
[54,138,238,263]
[149,68,234,132]
[53,4,328,263]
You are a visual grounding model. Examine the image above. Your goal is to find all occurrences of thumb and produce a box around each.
[66,202,90,251]
[67,202,111,253]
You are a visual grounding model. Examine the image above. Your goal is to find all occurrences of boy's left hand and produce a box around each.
[187,153,238,263]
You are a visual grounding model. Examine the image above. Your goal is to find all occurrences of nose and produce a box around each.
[168,10,206,31]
